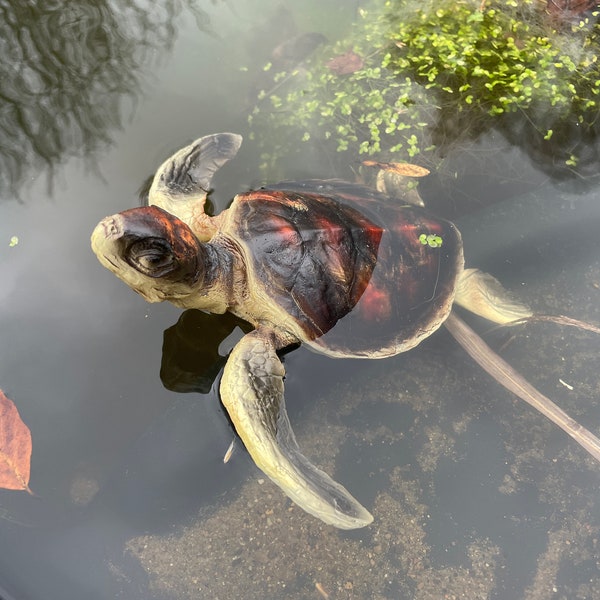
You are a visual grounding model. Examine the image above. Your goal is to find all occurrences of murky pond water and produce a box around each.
[1,1,600,599]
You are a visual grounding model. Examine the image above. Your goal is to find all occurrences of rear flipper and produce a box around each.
[455,268,600,334]
[454,268,533,324]
[220,329,373,529]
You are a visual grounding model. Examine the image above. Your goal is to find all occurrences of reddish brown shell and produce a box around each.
[231,181,463,356]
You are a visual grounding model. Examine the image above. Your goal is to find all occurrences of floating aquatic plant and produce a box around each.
[419,233,443,247]
[249,0,600,179]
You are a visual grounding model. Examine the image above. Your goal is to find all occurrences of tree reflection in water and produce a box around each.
[0,0,217,199]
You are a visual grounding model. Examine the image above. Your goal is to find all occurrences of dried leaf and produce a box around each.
[546,0,599,17]
[362,160,430,177]
[326,51,364,75]
[0,390,33,493]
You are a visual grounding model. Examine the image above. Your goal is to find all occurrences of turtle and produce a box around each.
[91,133,600,529]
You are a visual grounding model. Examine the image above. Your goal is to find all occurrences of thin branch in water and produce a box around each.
[444,311,600,464]
[485,314,600,336]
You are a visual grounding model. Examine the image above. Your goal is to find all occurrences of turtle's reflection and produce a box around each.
[160,310,252,394]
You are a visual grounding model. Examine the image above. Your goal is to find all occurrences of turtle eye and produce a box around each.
[127,238,176,277]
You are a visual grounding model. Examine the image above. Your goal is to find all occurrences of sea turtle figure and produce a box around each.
[91,133,600,529]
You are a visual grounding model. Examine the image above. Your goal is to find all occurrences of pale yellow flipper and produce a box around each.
[220,329,373,529]
[149,132,243,240]
[454,268,533,324]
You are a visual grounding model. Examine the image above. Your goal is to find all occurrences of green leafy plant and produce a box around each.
[249,0,600,178]
[419,233,443,247]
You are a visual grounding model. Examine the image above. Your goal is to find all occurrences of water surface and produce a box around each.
[1,2,599,599]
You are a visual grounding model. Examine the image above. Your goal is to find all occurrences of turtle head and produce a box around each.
[91,205,209,304]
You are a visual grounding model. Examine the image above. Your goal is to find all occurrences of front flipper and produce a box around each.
[220,329,373,529]
[149,133,243,237]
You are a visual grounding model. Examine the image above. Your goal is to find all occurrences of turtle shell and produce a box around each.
[230,180,463,357]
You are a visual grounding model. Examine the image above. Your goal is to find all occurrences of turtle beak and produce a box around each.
[97,215,122,240]
[91,214,124,246]
[90,214,126,271]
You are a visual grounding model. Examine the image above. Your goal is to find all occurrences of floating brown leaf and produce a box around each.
[0,390,32,493]
[326,51,364,75]
[362,160,430,177]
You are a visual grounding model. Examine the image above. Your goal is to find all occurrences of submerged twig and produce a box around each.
[444,311,600,463]
[487,314,600,336]
[223,438,236,464]
[512,314,600,335]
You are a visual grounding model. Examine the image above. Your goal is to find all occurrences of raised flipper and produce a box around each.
[220,329,373,529]
[149,132,243,239]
